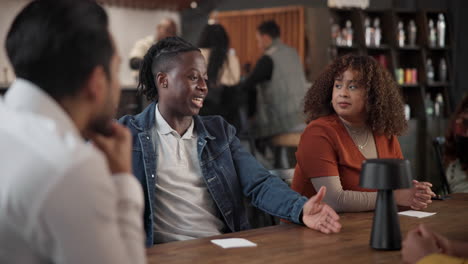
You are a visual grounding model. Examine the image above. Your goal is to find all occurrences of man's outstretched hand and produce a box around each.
[302,186,342,234]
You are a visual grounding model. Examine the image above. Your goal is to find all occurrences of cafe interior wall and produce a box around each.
[0,0,179,87]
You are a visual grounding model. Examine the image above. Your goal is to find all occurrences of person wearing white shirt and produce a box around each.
[129,17,177,71]
[0,1,145,263]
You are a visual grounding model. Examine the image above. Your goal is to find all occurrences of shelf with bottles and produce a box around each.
[426,82,451,87]
[360,10,392,49]
[366,44,391,51]
[329,46,363,61]
[402,86,426,119]
[400,83,421,88]
[392,10,425,49]
[395,50,424,87]
[427,46,450,51]
[423,52,449,86]
[367,50,394,73]
[424,89,449,119]
[423,11,450,49]
[330,44,360,50]
[329,8,363,49]
[396,45,421,51]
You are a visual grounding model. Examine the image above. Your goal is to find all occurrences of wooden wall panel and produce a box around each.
[211,6,305,73]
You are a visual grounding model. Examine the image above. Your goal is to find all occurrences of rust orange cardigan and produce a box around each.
[291,114,403,198]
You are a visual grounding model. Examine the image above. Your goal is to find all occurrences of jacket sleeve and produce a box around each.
[226,123,307,224]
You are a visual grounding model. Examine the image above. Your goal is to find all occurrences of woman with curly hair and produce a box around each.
[290,54,435,212]
[444,93,468,193]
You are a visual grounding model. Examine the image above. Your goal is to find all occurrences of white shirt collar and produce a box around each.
[4,78,81,139]
[155,103,195,139]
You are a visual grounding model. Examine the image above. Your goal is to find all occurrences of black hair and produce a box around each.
[257,20,280,39]
[197,24,229,88]
[138,36,200,101]
[6,0,113,100]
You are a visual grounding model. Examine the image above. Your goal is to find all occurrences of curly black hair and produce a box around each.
[138,36,200,101]
[303,54,407,136]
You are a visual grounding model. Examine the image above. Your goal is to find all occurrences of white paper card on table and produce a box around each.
[211,238,257,249]
[398,210,437,218]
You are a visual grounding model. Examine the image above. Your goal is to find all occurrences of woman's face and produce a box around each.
[160,51,208,118]
[331,69,367,124]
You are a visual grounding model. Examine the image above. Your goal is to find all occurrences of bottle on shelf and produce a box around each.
[396,68,404,85]
[425,93,434,118]
[437,13,446,47]
[434,93,444,117]
[404,104,411,120]
[397,21,405,47]
[405,68,412,84]
[374,18,382,46]
[364,17,372,46]
[345,20,353,47]
[340,27,347,46]
[426,58,435,83]
[331,18,341,46]
[408,20,417,46]
[428,19,437,47]
[439,58,447,82]
[411,68,418,84]
[375,54,387,68]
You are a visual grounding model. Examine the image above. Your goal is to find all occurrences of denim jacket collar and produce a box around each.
[131,102,215,142]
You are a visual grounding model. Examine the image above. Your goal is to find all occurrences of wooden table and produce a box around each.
[147,193,468,264]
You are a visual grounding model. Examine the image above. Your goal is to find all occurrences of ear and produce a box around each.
[156,72,168,89]
[83,65,107,104]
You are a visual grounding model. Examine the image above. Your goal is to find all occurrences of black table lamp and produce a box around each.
[359,159,413,250]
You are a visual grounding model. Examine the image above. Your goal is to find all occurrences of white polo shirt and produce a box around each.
[152,104,225,243]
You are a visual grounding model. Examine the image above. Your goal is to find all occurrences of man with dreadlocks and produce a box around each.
[119,36,342,246]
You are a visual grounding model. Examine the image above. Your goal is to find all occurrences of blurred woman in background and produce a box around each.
[197,24,241,125]
[444,93,468,193]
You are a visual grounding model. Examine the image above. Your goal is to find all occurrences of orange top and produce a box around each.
[291,114,403,198]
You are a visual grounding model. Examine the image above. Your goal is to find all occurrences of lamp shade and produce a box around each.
[360,159,413,190]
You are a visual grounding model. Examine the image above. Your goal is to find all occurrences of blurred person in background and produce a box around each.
[239,20,308,141]
[129,17,177,71]
[444,93,468,193]
[197,24,241,128]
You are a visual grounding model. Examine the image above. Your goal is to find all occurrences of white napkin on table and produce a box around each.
[398,210,437,218]
[211,238,257,249]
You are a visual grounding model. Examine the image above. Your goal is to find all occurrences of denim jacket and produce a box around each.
[119,102,307,246]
